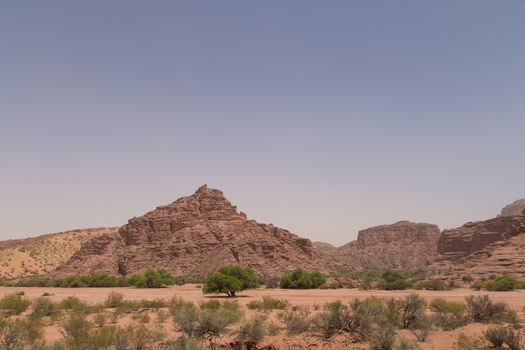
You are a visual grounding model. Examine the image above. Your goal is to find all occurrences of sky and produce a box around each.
[1,1,524,245]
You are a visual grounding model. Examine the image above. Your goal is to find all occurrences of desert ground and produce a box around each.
[1,285,524,349]
[1,285,524,310]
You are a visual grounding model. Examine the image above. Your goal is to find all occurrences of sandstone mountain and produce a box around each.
[432,214,525,277]
[54,185,325,278]
[0,227,118,278]
[501,199,525,217]
[314,221,441,271]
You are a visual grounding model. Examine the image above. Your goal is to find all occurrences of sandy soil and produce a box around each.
[1,285,524,310]
[2,286,524,349]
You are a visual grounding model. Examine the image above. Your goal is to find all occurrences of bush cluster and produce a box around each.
[473,275,525,291]
[279,268,326,289]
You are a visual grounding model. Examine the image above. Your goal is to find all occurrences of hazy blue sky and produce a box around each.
[1,1,524,245]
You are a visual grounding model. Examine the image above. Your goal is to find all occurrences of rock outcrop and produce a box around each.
[315,221,441,270]
[54,185,325,277]
[436,215,525,260]
[501,199,525,217]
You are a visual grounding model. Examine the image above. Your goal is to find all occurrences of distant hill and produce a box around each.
[2,192,525,280]
[53,185,326,278]
[0,227,118,278]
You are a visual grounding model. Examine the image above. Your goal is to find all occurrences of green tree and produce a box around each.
[203,265,259,297]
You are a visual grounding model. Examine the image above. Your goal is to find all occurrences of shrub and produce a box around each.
[279,269,327,289]
[169,298,197,335]
[58,296,86,313]
[414,279,447,291]
[506,328,523,350]
[280,308,311,335]
[482,275,522,291]
[237,315,267,344]
[395,337,420,350]
[167,336,213,350]
[61,315,93,349]
[378,270,413,290]
[400,294,426,329]
[409,313,433,342]
[465,295,518,323]
[203,265,259,297]
[247,296,289,311]
[455,333,486,350]
[370,324,396,350]
[57,273,125,288]
[104,292,124,308]
[128,269,177,288]
[314,298,387,341]
[31,297,59,319]
[196,306,242,337]
[484,326,508,347]
[0,319,28,349]
[430,298,469,330]
[0,292,30,315]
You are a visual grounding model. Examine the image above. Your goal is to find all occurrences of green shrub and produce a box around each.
[171,299,198,336]
[483,326,508,347]
[455,333,486,350]
[506,328,523,350]
[400,294,426,329]
[414,279,447,291]
[57,273,125,288]
[409,313,433,342]
[378,270,413,290]
[31,297,59,319]
[237,315,267,343]
[0,292,31,315]
[59,296,86,313]
[314,298,387,341]
[61,315,93,349]
[395,337,420,350]
[279,268,326,289]
[465,295,518,323]
[196,306,242,337]
[430,298,469,330]
[481,275,523,291]
[247,296,289,311]
[128,269,177,288]
[370,324,396,350]
[280,308,311,335]
[104,292,124,309]
[203,265,259,297]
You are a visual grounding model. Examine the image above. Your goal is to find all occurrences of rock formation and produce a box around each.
[433,214,525,277]
[315,221,441,270]
[436,215,525,260]
[501,199,525,217]
[54,185,325,277]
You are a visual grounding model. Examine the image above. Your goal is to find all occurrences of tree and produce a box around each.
[203,265,259,297]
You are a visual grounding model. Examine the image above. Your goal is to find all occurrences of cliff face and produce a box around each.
[54,185,325,277]
[315,221,441,270]
[432,214,525,277]
[437,216,525,260]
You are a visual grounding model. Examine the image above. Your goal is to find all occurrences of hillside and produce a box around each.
[0,227,118,278]
[53,185,326,277]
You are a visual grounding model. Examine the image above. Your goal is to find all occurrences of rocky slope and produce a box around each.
[315,221,441,270]
[0,227,118,278]
[436,215,525,260]
[54,185,325,277]
[432,214,525,277]
[501,199,525,217]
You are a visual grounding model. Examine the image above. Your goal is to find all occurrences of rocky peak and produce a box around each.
[54,186,326,277]
[501,199,525,217]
